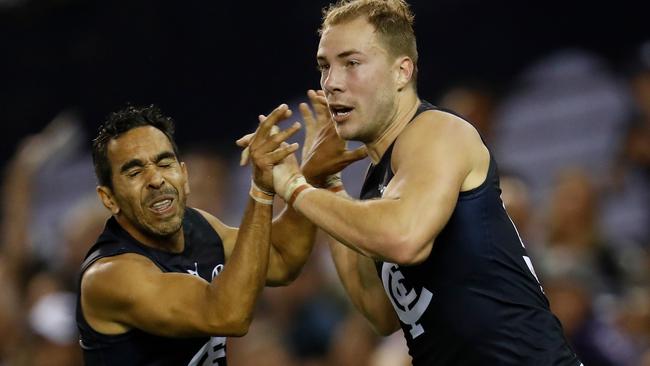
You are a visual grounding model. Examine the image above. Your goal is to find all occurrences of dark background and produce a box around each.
[1,0,648,165]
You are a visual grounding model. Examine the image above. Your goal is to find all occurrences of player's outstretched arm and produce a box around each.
[80,105,299,337]
[235,90,366,286]
[280,110,488,265]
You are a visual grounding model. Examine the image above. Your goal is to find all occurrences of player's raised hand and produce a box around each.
[245,104,301,193]
[300,90,367,186]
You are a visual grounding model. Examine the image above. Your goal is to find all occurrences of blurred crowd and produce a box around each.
[1,44,649,366]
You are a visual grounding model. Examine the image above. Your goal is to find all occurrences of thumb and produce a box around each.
[236,132,255,147]
[342,146,368,164]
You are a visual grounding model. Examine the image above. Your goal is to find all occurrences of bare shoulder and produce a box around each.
[80,253,162,318]
[192,207,237,242]
[392,109,489,191]
[398,110,482,151]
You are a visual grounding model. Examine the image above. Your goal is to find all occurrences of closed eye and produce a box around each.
[127,169,142,178]
[158,158,176,168]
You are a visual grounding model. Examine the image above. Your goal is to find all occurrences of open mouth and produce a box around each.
[329,104,354,121]
[149,197,175,215]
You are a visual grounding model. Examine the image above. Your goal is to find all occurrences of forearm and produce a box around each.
[208,198,271,329]
[292,187,407,262]
[328,236,400,335]
[1,162,34,277]
[267,204,317,286]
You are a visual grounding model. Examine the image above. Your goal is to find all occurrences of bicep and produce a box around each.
[82,255,225,337]
[383,117,474,253]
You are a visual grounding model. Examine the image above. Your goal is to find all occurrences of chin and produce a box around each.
[145,213,184,237]
[335,125,359,142]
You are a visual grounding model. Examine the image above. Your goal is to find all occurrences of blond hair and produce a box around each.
[320,0,418,84]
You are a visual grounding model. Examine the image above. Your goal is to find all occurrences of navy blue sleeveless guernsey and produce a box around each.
[76,207,228,366]
[360,101,582,365]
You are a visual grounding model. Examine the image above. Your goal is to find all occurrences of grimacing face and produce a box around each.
[100,126,190,242]
[317,17,401,143]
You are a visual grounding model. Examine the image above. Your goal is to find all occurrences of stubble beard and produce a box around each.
[118,191,186,241]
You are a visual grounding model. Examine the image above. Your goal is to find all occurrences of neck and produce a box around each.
[366,91,420,164]
[116,216,185,253]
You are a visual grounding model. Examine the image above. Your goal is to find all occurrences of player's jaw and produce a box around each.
[138,186,185,237]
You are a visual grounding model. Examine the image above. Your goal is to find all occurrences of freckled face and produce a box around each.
[105,126,189,238]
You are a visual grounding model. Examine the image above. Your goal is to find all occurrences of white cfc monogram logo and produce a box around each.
[381,263,433,339]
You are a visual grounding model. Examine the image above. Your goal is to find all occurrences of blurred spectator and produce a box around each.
[58,194,108,289]
[536,168,624,295]
[438,81,499,143]
[369,331,411,366]
[182,146,231,218]
[23,271,82,366]
[327,312,380,366]
[499,172,539,245]
[226,320,297,366]
[545,277,638,366]
[493,49,632,206]
[0,256,26,365]
[602,40,650,248]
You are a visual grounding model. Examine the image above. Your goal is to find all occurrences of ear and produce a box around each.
[180,162,190,195]
[395,56,414,91]
[97,186,120,215]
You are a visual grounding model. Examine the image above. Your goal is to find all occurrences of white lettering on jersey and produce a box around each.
[188,336,226,366]
[381,263,433,339]
[187,262,200,277]
[502,202,544,293]
[212,264,224,280]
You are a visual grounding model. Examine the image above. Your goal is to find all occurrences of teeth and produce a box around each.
[331,107,352,117]
[152,199,172,209]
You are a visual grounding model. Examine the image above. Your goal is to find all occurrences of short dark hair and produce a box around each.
[92,104,180,189]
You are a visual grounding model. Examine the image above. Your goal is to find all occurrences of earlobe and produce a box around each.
[97,186,120,215]
[397,57,414,91]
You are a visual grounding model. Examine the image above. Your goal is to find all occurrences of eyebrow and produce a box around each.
[119,151,177,174]
[317,50,363,62]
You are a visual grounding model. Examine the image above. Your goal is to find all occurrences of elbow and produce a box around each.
[229,321,251,337]
[371,321,399,337]
[207,311,253,337]
[376,233,432,266]
[278,266,301,286]
[267,265,302,287]
[224,314,253,337]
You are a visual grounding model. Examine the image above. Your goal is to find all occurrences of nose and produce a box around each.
[322,66,344,95]
[146,167,165,189]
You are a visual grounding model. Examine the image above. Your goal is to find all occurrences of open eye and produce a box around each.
[346,60,360,68]
[317,63,330,72]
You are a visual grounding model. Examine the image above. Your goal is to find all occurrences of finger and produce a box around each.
[236,132,255,147]
[265,143,300,164]
[310,89,328,106]
[258,114,266,123]
[259,104,292,137]
[299,102,316,130]
[259,122,301,151]
[240,146,250,166]
[299,102,317,142]
[308,91,330,127]
[342,146,368,163]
